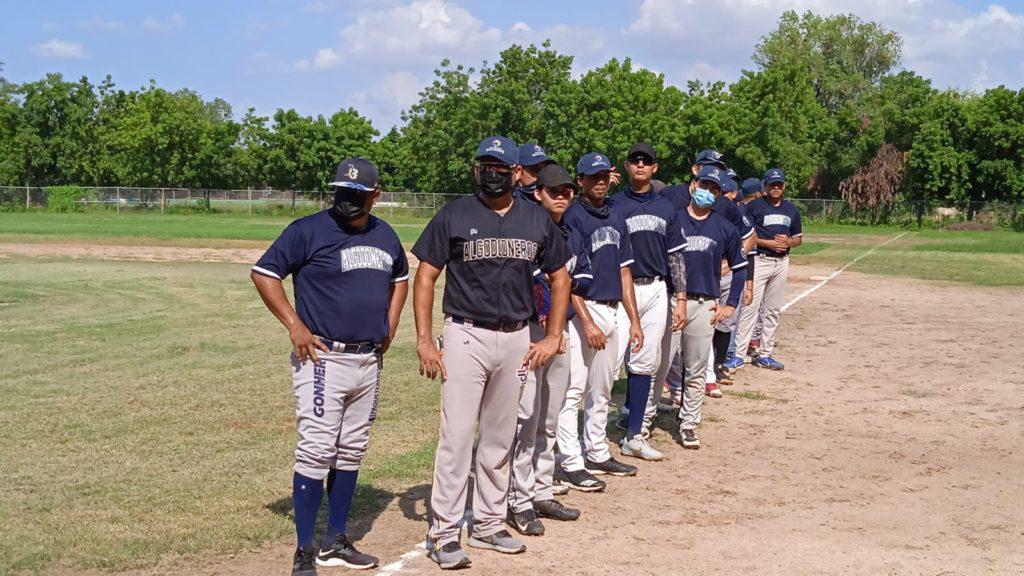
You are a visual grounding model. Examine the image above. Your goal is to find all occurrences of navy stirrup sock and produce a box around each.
[322,469,359,547]
[293,472,324,549]
[626,372,652,436]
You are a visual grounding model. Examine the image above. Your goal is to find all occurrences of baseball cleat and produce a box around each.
[620,434,664,461]
[292,545,318,576]
[724,356,745,372]
[584,456,638,477]
[705,382,723,398]
[428,541,472,570]
[755,356,785,370]
[552,480,570,496]
[534,499,580,521]
[680,429,701,449]
[316,534,378,569]
[715,365,733,385]
[467,530,526,554]
[507,508,545,536]
[557,468,606,492]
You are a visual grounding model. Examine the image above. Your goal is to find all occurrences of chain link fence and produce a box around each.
[1,185,1021,230]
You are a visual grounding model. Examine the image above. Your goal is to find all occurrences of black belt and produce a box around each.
[757,251,789,259]
[449,316,527,333]
[686,293,715,302]
[592,300,620,308]
[316,337,380,354]
[633,276,664,285]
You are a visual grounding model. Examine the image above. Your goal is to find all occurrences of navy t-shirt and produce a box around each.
[608,187,686,280]
[661,184,754,241]
[563,201,634,302]
[736,202,756,255]
[668,210,747,305]
[412,194,570,324]
[746,197,803,256]
[253,211,409,344]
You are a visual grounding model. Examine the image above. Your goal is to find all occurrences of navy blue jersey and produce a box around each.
[533,223,593,322]
[563,201,634,302]
[668,209,748,306]
[746,197,803,256]
[736,202,756,255]
[608,187,686,280]
[661,184,754,240]
[412,194,570,324]
[515,185,541,204]
[253,211,409,344]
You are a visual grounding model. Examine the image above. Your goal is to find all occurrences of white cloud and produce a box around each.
[626,0,1024,92]
[142,13,186,32]
[313,48,344,69]
[351,71,426,130]
[79,16,125,31]
[33,38,87,59]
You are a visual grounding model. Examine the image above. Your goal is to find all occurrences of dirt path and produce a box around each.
[47,251,1024,576]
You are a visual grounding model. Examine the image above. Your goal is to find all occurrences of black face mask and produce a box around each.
[333,187,371,221]
[478,168,515,198]
[519,181,538,193]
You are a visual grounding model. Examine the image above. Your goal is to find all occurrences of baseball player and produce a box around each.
[723,178,763,372]
[733,168,802,371]
[556,152,644,491]
[515,143,553,203]
[607,142,685,461]
[665,165,748,448]
[413,136,571,569]
[508,164,592,536]
[251,158,408,575]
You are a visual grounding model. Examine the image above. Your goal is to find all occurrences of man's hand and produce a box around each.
[417,338,446,380]
[583,320,606,350]
[720,259,730,277]
[710,303,736,326]
[524,335,560,370]
[671,299,687,331]
[558,334,567,354]
[609,167,622,187]
[772,234,790,253]
[290,322,329,364]
[629,322,644,353]
[743,286,753,306]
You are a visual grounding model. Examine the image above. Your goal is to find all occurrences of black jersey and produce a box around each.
[412,194,571,324]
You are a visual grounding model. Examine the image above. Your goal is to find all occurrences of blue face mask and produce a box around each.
[693,187,716,208]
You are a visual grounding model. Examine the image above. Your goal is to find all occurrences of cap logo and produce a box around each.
[711,168,720,177]
[485,139,506,155]
[346,165,359,180]
[533,146,545,157]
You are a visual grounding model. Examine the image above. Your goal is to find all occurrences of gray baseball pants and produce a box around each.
[735,254,789,358]
[510,322,571,511]
[292,349,381,480]
[678,298,716,430]
[429,318,530,547]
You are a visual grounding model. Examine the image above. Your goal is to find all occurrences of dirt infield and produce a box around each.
[47,250,1024,576]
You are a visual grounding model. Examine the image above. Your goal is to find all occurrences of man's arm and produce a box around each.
[668,251,687,331]
[382,280,409,353]
[572,292,606,350]
[413,262,445,380]
[620,266,644,353]
[524,268,571,370]
[251,272,328,363]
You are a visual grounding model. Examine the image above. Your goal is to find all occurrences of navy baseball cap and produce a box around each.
[576,152,613,176]
[329,157,379,191]
[764,167,786,184]
[721,177,738,193]
[627,142,657,161]
[476,136,519,166]
[518,143,550,167]
[695,149,727,168]
[696,165,725,186]
[741,177,763,197]
[537,164,577,190]
[726,168,739,181]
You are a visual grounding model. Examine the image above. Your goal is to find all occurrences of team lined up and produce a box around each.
[251,136,802,575]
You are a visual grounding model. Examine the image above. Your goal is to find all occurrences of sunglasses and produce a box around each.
[628,155,656,166]
[479,162,513,174]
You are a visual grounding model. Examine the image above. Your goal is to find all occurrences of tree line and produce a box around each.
[1,11,1023,209]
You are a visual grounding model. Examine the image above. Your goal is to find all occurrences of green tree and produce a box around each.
[968,87,1024,204]
[906,91,975,205]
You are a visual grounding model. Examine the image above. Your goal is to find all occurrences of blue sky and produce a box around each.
[3,0,1023,132]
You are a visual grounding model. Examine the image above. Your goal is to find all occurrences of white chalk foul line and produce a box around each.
[376,541,427,575]
[780,232,908,313]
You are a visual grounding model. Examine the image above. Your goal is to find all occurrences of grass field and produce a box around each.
[2,211,1023,574]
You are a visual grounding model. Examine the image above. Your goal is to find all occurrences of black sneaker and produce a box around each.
[557,467,606,492]
[615,415,628,431]
[292,545,317,576]
[507,508,545,536]
[428,541,472,570]
[584,457,638,477]
[680,428,700,449]
[534,499,580,521]
[316,534,379,570]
